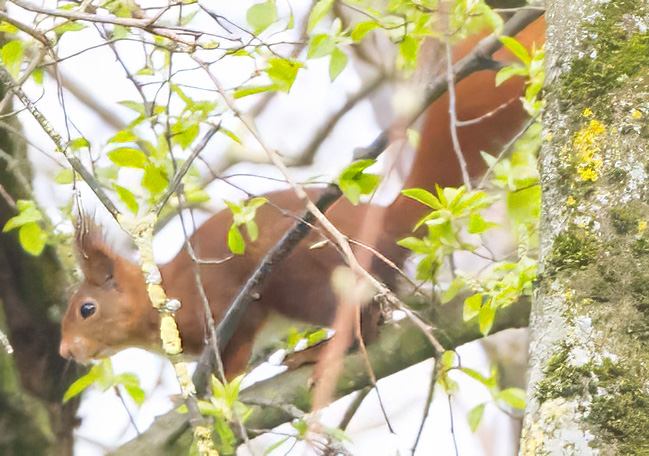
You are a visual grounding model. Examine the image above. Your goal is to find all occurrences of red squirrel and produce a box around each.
[59,17,545,376]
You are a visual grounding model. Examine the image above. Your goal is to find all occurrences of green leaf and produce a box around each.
[54,21,86,35]
[247,197,267,211]
[264,437,290,455]
[247,2,278,34]
[135,65,154,76]
[415,254,438,281]
[211,374,227,401]
[397,236,429,254]
[467,403,486,432]
[1,40,23,79]
[108,148,148,168]
[224,199,241,215]
[441,350,455,370]
[351,21,380,41]
[267,58,303,92]
[112,25,130,39]
[478,304,495,336]
[113,184,139,214]
[180,10,198,26]
[0,22,18,33]
[500,36,531,65]
[507,185,541,226]
[338,159,380,205]
[480,151,497,167]
[442,278,465,304]
[220,127,242,144]
[308,34,336,59]
[458,367,496,389]
[497,387,527,410]
[172,122,199,149]
[54,168,75,184]
[225,374,245,407]
[32,68,43,84]
[291,419,308,437]
[495,64,528,87]
[329,47,347,81]
[233,85,278,99]
[122,384,146,406]
[69,138,90,150]
[3,200,43,232]
[468,213,487,234]
[154,134,170,159]
[307,0,334,32]
[108,130,137,143]
[402,188,442,210]
[63,369,99,403]
[119,100,147,116]
[463,293,482,321]
[215,418,236,453]
[228,225,245,255]
[19,222,46,255]
[307,328,328,346]
[142,164,168,195]
[399,35,418,70]
[245,220,259,241]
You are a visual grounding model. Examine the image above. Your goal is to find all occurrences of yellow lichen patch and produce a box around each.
[194,425,219,456]
[174,362,197,397]
[632,108,643,119]
[148,283,167,308]
[161,314,183,355]
[567,196,576,206]
[573,119,606,182]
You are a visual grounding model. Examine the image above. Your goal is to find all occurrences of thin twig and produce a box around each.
[445,40,471,190]
[455,96,519,127]
[477,114,539,189]
[114,386,141,435]
[448,394,459,456]
[0,66,120,218]
[44,63,125,130]
[0,183,17,210]
[0,10,50,46]
[295,71,388,165]
[0,46,47,115]
[355,314,395,434]
[338,386,371,431]
[411,362,439,454]
[9,0,206,50]
[156,124,220,215]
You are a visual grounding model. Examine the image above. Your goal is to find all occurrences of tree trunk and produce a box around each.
[0,14,81,454]
[521,0,649,453]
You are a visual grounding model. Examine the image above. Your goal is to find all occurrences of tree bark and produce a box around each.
[0,19,81,455]
[521,0,649,453]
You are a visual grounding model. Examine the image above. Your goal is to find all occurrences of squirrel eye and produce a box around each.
[80,301,97,319]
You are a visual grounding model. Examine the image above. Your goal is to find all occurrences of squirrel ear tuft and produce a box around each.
[76,220,116,288]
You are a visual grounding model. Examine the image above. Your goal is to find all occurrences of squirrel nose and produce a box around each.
[59,339,72,359]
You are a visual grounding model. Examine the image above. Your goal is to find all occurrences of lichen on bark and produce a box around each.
[522,0,649,454]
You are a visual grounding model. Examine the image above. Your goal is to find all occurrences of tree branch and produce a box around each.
[111,295,531,455]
